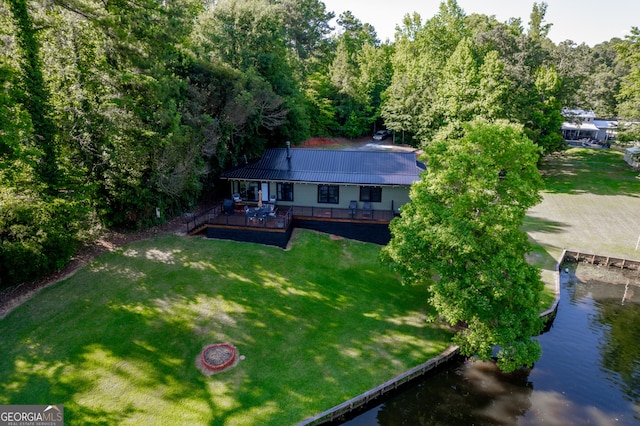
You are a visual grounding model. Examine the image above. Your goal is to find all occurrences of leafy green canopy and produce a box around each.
[383,119,545,372]
[382,1,568,154]
[327,11,392,138]
[616,27,640,120]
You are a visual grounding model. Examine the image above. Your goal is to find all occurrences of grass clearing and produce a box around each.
[0,230,452,425]
[2,147,638,425]
[525,147,640,296]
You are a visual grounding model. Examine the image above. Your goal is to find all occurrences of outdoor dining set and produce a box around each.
[245,204,277,223]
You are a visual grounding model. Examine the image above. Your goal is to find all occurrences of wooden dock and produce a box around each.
[562,251,640,271]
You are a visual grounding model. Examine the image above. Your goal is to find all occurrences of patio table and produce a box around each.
[247,206,273,222]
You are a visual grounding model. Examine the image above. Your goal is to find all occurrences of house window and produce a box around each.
[237,182,259,201]
[318,185,339,204]
[277,182,294,201]
[360,186,382,203]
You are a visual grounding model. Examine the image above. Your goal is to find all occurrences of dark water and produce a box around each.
[341,264,640,425]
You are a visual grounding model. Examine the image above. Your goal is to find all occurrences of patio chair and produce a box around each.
[349,200,357,218]
[362,201,372,218]
[233,193,242,203]
[244,205,254,223]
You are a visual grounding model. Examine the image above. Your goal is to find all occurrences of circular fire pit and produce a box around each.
[201,343,237,372]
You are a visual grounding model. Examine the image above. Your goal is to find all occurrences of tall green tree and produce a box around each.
[355,43,393,128]
[434,37,479,125]
[276,0,336,138]
[382,1,469,144]
[382,120,545,372]
[0,0,89,288]
[303,71,339,136]
[477,50,509,119]
[0,46,35,183]
[551,39,622,117]
[525,65,565,154]
[277,0,334,65]
[616,27,640,120]
[328,11,385,137]
[527,2,552,42]
[7,0,59,190]
[194,0,306,145]
[469,4,562,154]
[380,12,426,144]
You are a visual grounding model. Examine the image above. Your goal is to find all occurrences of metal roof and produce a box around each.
[221,148,425,186]
[593,120,618,129]
[561,121,599,131]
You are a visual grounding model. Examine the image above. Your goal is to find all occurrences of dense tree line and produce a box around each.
[0,0,638,289]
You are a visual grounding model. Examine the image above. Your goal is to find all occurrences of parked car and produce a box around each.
[373,129,391,141]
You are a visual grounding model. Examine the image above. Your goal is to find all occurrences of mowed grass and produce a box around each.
[2,147,637,425]
[0,230,452,425]
[525,147,640,295]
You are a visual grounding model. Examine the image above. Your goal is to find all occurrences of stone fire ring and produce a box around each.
[201,343,237,372]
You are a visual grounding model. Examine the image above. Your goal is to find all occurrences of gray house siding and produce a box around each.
[268,183,409,211]
[229,181,411,215]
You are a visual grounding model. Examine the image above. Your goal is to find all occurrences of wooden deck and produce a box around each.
[185,202,396,246]
[186,205,293,234]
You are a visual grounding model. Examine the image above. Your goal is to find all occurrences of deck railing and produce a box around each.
[291,206,394,222]
[186,203,394,234]
[184,206,221,234]
[210,206,293,230]
[186,204,293,234]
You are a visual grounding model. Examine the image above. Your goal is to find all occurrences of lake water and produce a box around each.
[340,263,640,425]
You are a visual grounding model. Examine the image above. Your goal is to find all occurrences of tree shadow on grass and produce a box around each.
[0,231,452,425]
[540,149,640,197]
[522,215,568,235]
[0,281,216,424]
[526,239,560,274]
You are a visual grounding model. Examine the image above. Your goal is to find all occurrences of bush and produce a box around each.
[616,123,640,143]
[0,189,78,289]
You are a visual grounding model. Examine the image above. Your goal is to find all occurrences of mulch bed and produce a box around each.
[300,137,341,147]
[299,137,370,148]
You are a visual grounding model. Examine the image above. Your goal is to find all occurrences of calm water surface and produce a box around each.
[341,264,640,425]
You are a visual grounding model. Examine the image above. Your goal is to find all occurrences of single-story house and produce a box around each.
[186,145,425,247]
[220,145,425,213]
[561,109,599,141]
[561,109,618,142]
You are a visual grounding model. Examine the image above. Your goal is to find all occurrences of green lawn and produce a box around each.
[2,147,638,425]
[525,147,640,296]
[0,231,452,425]
[538,148,640,196]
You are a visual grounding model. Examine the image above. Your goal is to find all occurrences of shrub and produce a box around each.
[0,188,78,289]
